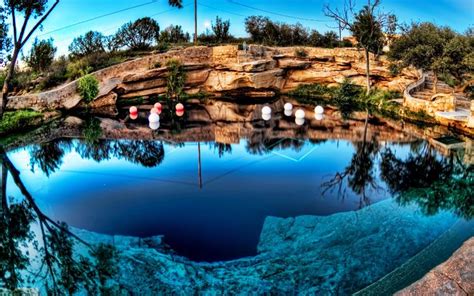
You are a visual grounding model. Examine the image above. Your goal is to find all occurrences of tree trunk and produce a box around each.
[433,71,438,94]
[0,155,7,217]
[365,48,371,95]
[0,47,20,117]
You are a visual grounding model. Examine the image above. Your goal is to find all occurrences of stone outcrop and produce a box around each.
[396,237,473,295]
[6,45,418,112]
[62,200,464,295]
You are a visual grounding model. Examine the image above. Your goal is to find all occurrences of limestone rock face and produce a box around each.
[6,45,419,111]
[396,238,474,296]
[203,69,285,92]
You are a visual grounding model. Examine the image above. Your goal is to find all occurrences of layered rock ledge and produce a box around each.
[6,45,418,111]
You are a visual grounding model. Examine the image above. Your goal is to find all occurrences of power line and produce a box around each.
[198,2,247,18]
[226,0,330,22]
[37,0,166,37]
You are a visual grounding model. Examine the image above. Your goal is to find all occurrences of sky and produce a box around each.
[14,0,474,56]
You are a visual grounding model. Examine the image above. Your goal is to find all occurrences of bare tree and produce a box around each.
[324,0,385,95]
[0,0,60,117]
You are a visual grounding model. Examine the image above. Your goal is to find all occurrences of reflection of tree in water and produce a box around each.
[322,114,380,208]
[212,143,232,158]
[246,136,307,155]
[0,147,118,294]
[380,144,473,219]
[29,139,166,176]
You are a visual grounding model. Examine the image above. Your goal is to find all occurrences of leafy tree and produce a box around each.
[0,6,11,66]
[69,31,106,59]
[388,23,459,93]
[1,0,60,117]
[324,0,385,95]
[24,38,56,73]
[322,31,340,48]
[211,16,231,43]
[159,25,190,44]
[114,17,160,51]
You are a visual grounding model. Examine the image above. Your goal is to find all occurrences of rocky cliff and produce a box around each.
[6,45,418,111]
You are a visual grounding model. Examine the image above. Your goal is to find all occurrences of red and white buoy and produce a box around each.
[154,102,162,114]
[129,106,138,120]
[175,103,184,117]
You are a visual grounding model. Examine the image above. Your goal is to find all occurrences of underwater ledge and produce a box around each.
[62,199,470,295]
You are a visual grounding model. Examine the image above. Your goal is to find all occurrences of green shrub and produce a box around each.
[77,74,99,102]
[388,63,401,77]
[295,48,308,58]
[166,59,186,100]
[0,110,43,134]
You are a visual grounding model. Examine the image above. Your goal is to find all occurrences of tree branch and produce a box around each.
[10,4,17,44]
[17,7,32,44]
[21,0,60,47]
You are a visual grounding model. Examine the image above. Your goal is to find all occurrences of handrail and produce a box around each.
[403,71,427,103]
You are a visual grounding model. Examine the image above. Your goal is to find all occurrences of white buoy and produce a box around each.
[314,105,324,114]
[295,117,305,126]
[262,106,272,115]
[295,109,305,119]
[314,113,324,121]
[150,107,159,115]
[284,109,293,117]
[262,113,272,121]
[148,113,160,123]
[149,121,160,130]
[284,103,293,111]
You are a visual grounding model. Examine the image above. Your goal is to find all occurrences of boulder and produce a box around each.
[396,238,474,295]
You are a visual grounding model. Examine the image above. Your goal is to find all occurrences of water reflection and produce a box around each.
[0,147,119,294]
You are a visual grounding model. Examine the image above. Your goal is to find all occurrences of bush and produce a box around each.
[0,110,43,134]
[295,48,308,58]
[166,59,186,100]
[77,74,99,102]
[38,56,69,90]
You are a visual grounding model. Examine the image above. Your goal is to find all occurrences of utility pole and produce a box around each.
[197,142,202,189]
[194,0,198,45]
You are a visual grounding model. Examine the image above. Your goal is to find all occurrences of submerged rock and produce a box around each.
[72,200,460,295]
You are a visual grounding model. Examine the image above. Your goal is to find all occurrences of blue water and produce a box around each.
[6,138,426,261]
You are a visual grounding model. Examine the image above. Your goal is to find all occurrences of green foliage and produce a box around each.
[388,63,401,77]
[166,59,186,100]
[295,48,308,58]
[288,83,334,99]
[0,6,11,65]
[388,22,473,86]
[69,31,106,59]
[381,147,473,219]
[77,74,99,102]
[159,25,190,44]
[211,16,232,43]
[351,5,384,55]
[82,117,102,144]
[37,55,68,90]
[24,38,56,73]
[245,16,346,48]
[114,17,160,51]
[0,110,42,134]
